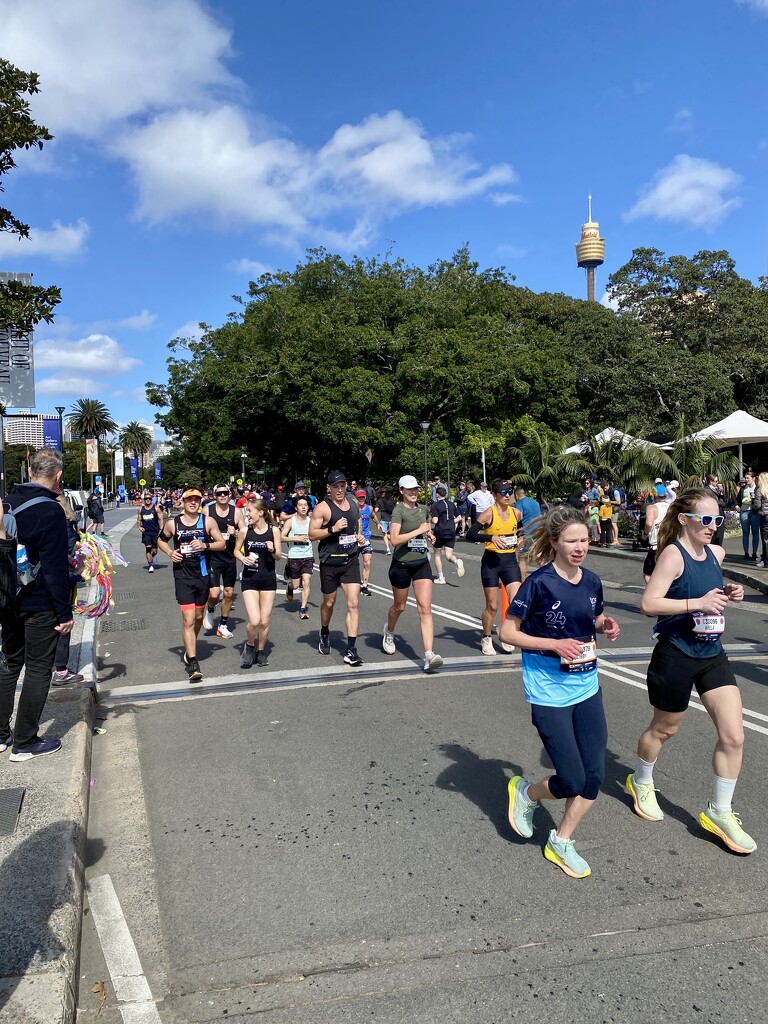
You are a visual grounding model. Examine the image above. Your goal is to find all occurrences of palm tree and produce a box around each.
[69,398,118,441]
[119,421,153,481]
[69,398,118,490]
[556,432,676,498]
[665,420,741,496]
[506,424,570,501]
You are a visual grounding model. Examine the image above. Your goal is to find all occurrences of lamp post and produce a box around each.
[446,449,457,498]
[420,420,430,510]
[55,406,66,452]
[241,452,246,481]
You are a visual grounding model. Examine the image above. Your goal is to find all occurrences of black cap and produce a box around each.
[327,470,347,485]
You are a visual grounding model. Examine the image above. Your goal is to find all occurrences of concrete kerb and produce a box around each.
[0,520,133,1024]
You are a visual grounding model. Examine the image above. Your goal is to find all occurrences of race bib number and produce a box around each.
[408,538,428,553]
[560,639,597,673]
[339,533,357,549]
[179,542,196,556]
[691,612,725,637]
[500,534,517,550]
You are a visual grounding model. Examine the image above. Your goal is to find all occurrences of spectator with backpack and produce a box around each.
[0,448,75,761]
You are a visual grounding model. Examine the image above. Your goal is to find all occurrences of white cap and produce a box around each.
[399,475,419,489]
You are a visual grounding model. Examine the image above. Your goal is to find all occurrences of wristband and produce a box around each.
[328,523,334,535]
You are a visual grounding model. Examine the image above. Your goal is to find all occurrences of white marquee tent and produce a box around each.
[688,409,768,468]
[563,427,661,455]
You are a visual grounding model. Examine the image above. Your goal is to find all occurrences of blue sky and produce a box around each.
[1,0,766,435]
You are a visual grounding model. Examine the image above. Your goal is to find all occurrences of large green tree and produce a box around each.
[119,421,152,471]
[0,60,61,332]
[69,398,117,440]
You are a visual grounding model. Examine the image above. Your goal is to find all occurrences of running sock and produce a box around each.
[711,775,737,815]
[207,602,216,613]
[347,635,357,649]
[220,616,229,626]
[521,782,536,805]
[321,626,330,637]
[634,757,656,785]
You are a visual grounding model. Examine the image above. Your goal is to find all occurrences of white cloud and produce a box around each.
[624,155,742,228]
[117,309,157,330]
[600,291,620,311]
[36,375,104,396]
[171,322,206,343]
[228,259,274,278]
[489,193,524,206]
[35,334,141,374]
[131,388,151,405]
[0,219,89,260]
[736,0,768,12]
[666,108,694,133]
[115,107,515,245]
[0,0,235,138]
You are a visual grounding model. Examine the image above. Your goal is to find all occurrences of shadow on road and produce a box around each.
[434,742,523,840]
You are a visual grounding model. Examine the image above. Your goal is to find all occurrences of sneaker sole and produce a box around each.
[507,776,533,839]
[625,774,664,822]
[216,631,233,639]
[187,672,203,682]
[9,745,62,762]
[544,844,591,878]
[699,811,756,854]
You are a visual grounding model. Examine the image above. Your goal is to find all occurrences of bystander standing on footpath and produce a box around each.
[0,448,75,761]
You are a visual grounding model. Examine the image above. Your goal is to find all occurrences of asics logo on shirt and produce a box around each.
[551,600,561,610]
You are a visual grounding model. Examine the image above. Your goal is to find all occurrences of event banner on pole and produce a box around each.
[42,417,61,450]
[130,457,138,479]
[114,449,124,478]
[0,272,36,409]
[86,438,99,473]
[154,461,161,480]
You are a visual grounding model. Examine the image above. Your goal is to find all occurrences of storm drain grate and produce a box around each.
[100,618,147,633]
[0,787,25,837]
[112,591,137,601]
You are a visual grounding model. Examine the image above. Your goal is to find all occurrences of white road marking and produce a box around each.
[86,874,162,1024]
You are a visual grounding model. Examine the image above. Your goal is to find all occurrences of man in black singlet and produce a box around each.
[136,491,163,572]
[157,487,226,681]
[309,470,366,666]
[202,483,243,639]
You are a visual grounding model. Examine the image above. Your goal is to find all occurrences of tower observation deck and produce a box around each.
[575,195,605,302]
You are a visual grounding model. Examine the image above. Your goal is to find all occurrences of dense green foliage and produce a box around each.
[68,398,118,440]
[0,60,60,332]
[147,246,768,491]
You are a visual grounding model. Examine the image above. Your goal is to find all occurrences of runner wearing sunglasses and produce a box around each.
[203,484,244,639]
[626,488,755,854]
[468,479,523,655]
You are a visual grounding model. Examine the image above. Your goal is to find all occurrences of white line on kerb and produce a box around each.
[86,874,162,1024]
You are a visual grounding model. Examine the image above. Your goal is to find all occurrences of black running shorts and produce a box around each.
[319,558,361,594]
[388,558,432,589]
[646,637,738,713]
[480,550,521,589]
[174,573,210,608]
[209,557,237,589]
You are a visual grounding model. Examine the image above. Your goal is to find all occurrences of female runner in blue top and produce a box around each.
[500,505,620,878]
[626,488,755,854]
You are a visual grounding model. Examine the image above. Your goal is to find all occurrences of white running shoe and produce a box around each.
[455,558,465,578]
[216,624,234,639]
[148,565,154,573]
[481,635,496,656]
[202,608,214,631]
[423,651,443,672]
[434,574,447,584]
[382,628,396,655]
[500,641,514,653]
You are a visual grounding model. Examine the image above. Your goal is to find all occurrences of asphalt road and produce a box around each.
[77,508,768,1023]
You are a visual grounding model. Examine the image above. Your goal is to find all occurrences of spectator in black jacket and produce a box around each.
[0,448,74,761]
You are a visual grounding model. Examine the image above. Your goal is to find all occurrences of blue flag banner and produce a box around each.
[42,417,61,449]
[130,457,138,479]
[154,461,161,480]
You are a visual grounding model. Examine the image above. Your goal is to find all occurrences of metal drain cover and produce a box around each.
[0,787,25,837]
[112,591,137,601]
[101,618,147,633]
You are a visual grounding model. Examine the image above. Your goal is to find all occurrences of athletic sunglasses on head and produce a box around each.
[682,513,724,527]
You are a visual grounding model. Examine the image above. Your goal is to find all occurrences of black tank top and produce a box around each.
[242,524,276,581]
[210,503,237,556]
[173,514,208,576]
[139,506,160,533]
[318,499,359,563]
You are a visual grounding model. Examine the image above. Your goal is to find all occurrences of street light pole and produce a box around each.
[55,406,66,452]
[241,452,246,481]
[420,420,430,513]
[446,449,457,498]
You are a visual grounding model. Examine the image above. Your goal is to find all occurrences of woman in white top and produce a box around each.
[280,495,314,619]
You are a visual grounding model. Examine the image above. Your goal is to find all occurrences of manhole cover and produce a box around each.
[0,787,25,837]
[101,618,147,633]
[113,591,137,601]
